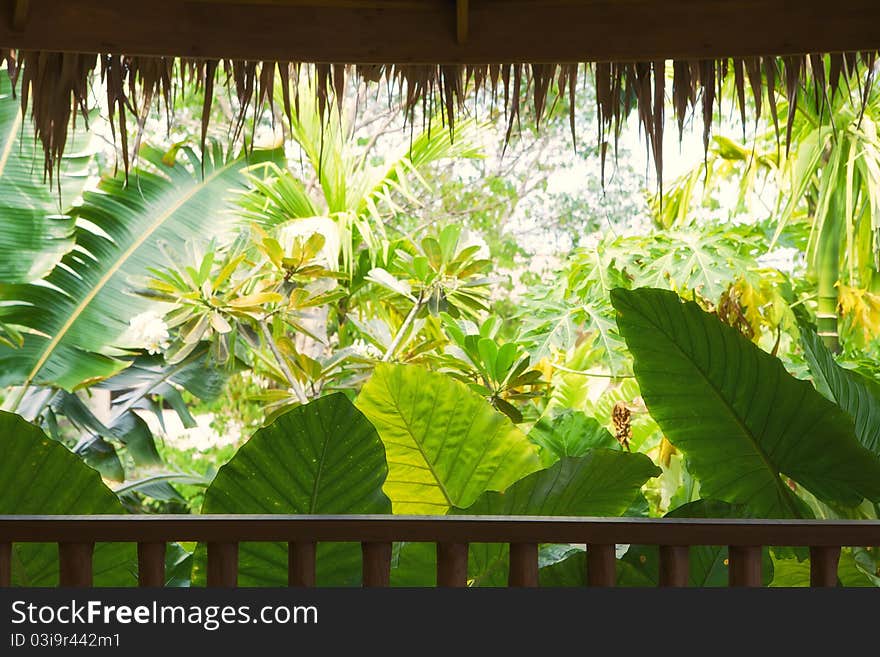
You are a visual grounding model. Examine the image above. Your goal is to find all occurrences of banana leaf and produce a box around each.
[0,142,283,394]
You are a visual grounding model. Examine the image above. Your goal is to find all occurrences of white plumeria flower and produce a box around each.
[351,338,382,360]
[127,311,171,355]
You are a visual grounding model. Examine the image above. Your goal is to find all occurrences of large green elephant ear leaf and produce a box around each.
[0,411,136,586]
[770,548,879,587]
[616,500,774,587]
[0,143,284,392]
[193,393,391,586]
[456,451,660,517]
[0,74,94,285]
[801,325,880,456]
[393,450,660,586]
[356,363,542,514]
[611,287,880,517]
[460,451,660,586]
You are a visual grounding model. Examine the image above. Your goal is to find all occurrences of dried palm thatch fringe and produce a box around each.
[1,50,877,186]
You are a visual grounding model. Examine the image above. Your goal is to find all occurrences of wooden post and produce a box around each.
[508,543,538,587]
[437,542,468,587]
[729,545,762,587]
[809,546,841,587]
[288,541,316,587]
[587,543,616,586]
[59,542,94,587]
[0,542,10,587]
[362,542,392,587]
[207,542,238,587]
[137,542,166,587]
[659,545,690,587]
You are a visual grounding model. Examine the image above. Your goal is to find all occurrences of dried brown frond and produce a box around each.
[2,50,877,187]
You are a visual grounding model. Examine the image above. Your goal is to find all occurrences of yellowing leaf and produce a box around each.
[227,292,283,308]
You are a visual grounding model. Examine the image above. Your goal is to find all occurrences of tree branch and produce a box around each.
[260,321,310,405]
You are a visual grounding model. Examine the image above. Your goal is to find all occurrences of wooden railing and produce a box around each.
[2,515,879,588]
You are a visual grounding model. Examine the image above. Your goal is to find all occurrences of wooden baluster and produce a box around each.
[0,542,10,587]
[137,542,166,587]
[728,545,762,587]
[809,546,841,587]
[659,545,690,587]
[289,541,316,587]
[508,543,538,587]
[587,543,616,586]
[362,542,392,587]
[59,542,94,587]
[207,542,239,587]
[437,542,468,587]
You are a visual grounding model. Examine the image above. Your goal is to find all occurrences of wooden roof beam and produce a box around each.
[456,0,468,46]
[10,0,29,31]
[0,0,878,63]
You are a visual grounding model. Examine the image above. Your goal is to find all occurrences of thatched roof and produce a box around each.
[2,1,879,183]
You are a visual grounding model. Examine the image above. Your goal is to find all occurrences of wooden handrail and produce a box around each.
[2,515,878,588]
[1,515,879,546]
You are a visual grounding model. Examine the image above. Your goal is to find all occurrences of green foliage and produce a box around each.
[4,62,880,590]
[613,286,880,517]
[0,75,94,286]
[801,325,880,456]
[433,314,544,422]
[193,393,391,586]
[0,410,136,586]
[458,450,660,516]
[460,451,659,586]
[656,61,880,352]
[356,363,542,513]
[379,224,493,319]
[528,410,617,465]
[394,450,660,586]
[771,549,880,587]
[617,500,775,587]
[0,143,283,393]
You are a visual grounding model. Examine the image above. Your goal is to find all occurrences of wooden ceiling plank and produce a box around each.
[0,0,878,63]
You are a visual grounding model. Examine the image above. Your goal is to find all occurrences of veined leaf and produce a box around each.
[612,287,880,517]
[528,410,617,466]
[458,451,660,517]
[770,549,879,587]
[0,75,94,284]
[0,410,136,585]
[801,325,880,457]
[0,144,284,392]
[462,451,658,586]
[193,393,391,586]
[394,451,660,586]
[356,363,541,514]
[611,500,775,587]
